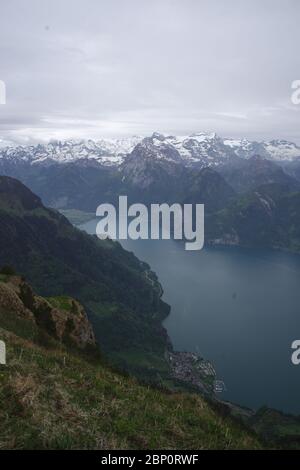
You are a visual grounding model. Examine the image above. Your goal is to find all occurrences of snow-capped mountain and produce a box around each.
[224,138,300,162]
[262,140,300,161]
[147,133,300,164]
[147,132,235,166]
[223,138,268,160]
[0,137,142,167]
[0,132,299,169]
[123,132,300,168]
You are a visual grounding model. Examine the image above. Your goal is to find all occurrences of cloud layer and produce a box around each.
[0,0,300,144]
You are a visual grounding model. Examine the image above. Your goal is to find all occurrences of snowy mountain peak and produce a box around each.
[263,140,300,161]
[0,133,299,169]
[0,136,143,167]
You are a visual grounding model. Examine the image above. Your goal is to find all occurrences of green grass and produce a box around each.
[250,408,300,449]
[46,296,74,313]
[0,322,263,450]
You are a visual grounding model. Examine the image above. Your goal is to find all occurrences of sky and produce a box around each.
[0,0,300,145]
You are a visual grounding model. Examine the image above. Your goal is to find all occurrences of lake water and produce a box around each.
[80,218,300,414]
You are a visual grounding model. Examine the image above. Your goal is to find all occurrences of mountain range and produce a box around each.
[0,132,300,255]
[0,132,300,170]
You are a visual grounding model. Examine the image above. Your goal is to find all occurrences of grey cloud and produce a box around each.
[0,0,299,144]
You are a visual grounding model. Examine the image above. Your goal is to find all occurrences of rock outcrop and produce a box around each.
[0,274,95,350]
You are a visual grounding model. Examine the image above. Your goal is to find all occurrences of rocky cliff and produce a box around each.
[0,273,95,350]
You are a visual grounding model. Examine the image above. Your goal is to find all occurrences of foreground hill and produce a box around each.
[0,273,262,450]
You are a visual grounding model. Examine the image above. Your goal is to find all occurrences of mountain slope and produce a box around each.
[207,183,300,252]
[181,167,236,212]
[19,163,126,210]
[0,176,170,378]
[279,159,300,183]
[121,142,236,209]
[218,155,300,193]
[120,139,187,205]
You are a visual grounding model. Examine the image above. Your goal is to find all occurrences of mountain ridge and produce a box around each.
[1,132,300,171]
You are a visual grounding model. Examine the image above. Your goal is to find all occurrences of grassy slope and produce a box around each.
[0,294,262,450]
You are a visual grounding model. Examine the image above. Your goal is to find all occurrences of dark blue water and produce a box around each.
[81,218,300,414]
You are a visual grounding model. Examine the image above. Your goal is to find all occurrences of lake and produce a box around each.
[80,218,300,414]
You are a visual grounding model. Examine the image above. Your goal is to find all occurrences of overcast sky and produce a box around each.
[0,0,300,145]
